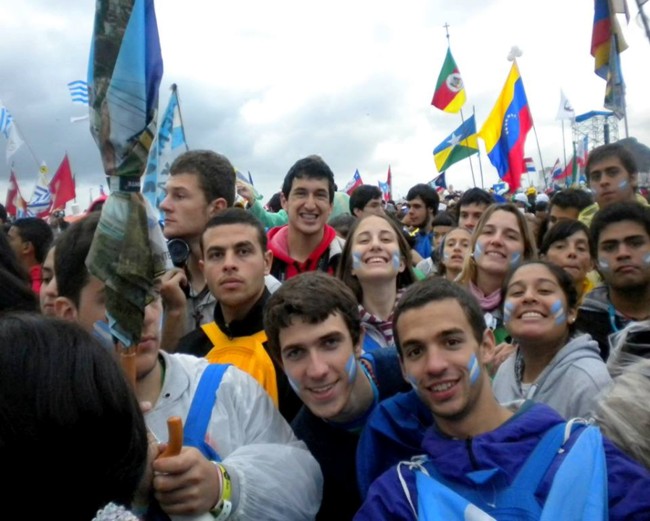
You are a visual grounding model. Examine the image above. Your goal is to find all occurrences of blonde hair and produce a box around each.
[457,203,538,286]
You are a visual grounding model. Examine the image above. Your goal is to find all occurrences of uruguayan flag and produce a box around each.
[67,80,90,105]
[0,106,14,137]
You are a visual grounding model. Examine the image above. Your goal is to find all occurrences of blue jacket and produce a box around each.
[412,230,433,259]
[354,402,650,520]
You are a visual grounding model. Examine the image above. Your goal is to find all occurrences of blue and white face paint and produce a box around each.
[644,253,650,267]
[503,301,515,325]
[473,241,484,261]
[619,179,629,191]
[352,252,363,270]
[344,354,358,383]
[392,251,402,271]
[406,374,418,391]
[598,258,611,273]
[287,375,301,394]
[510,251,522,268]
[550,299,566,325]
[467,353,480,385]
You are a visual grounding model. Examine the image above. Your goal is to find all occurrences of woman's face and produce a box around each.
[474,210,526,278]
[350,216,404,282]
[543,230,592,284]
[442,228,471,274]
[503,263,576,345]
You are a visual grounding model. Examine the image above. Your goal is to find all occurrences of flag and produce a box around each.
[67,80,90,105]
[0,102,24,162]
[577,135,589,167]
[378,181,390,201]
[431,48,466,113]
[49,154,76,210]
[385,165,392,201]
[556,90,575,121]
[479,62,533,192]
[5,170,27,217]
[248,171,254,186]
[604,33,626,119]
[431,172,447,191]
[524,157,536,173]
[344,169,363,195]
[433,115,478,173]
[142,84,188,211]
[99,184,107,196]
[592,0,628,80]
[27,162,53,218]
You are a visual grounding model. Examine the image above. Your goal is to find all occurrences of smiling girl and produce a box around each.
[337,214,416,352]
[493,260,612,419]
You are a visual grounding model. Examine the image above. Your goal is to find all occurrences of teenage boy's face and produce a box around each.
[160,173,219,241]
[201,223,272,315]
[406,196,430,229]
[458,203,487,232]
[397,299,493,426]
[279,312,361,422]
[282,176,332,237]
[597,220,650,291]
[588,156,636,207]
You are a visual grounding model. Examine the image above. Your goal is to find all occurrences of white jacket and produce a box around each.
[146,352,323,520]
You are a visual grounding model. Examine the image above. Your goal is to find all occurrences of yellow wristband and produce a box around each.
[216,463,232,502]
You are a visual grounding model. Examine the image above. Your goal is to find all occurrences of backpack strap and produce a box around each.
[183,363,231,462]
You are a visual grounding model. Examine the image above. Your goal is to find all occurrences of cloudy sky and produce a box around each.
[1,0,650,211]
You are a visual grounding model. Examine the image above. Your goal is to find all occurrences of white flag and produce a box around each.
[556,90,575,121]
[6,124,23,162]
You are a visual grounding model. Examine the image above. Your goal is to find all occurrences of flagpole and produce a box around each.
[458,109,477,188]
[472,106,485,189]
[172,83,190,151]
[561,120,567,168]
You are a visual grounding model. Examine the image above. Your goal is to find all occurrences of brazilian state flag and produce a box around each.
[433,115,478,173]
[431,47,466,113]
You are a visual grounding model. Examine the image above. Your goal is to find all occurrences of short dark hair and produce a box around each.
[169,150,236,206]
[458,187,493,210]
[432,211,456,228]
[54,213,100,307]
[0,313,148,518]
[586,142,638,180]
[549,188,593,212]
[349,184,382,214]
[10,217,54,264]
[265,192,283,213]
[264,272,361,363]
[406,183,439,214]
[281,155,336,203]
[328,213,356,239]
[540,219,594,259]
[591,202,650,249]
[393,278,486,357]
[0,229,30,284]
[201,207,267,253]
[0,203,7,223]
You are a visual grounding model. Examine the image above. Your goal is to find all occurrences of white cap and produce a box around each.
[513,193,529,206]
[536,193,550,204]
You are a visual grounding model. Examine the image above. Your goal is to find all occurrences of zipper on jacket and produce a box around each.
[465,437,479,470]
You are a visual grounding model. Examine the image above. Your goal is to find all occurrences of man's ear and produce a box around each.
[479,328,496,365]
[208,198,228,217]
[54,296,78,322]
[354,326,366,359]
[352,208,362,219]
[198,258,205,275]
[263,250,273,276]
[280,193,288,211]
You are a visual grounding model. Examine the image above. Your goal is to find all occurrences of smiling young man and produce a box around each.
[53,209,323,521]
[405,183,440,259]
[264,272,408,520]
[577,202,650,360]
[176,208,302,421]
[355,277,650,521]
[579,143,647,227]
[267,155,345,281]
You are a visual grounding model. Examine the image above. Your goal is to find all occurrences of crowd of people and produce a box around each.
[1,141,650,520]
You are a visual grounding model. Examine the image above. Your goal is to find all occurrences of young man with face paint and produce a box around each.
[578,143,647,227]
[355,277,650,521]
[264,272,409,520]
[53,213,324,520]
[492,261,611,419]
[577,202,650,360]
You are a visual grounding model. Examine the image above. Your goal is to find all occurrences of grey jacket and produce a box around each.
[492,333,612,419]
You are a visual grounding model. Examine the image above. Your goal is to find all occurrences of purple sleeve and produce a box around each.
[604,438,650,520]
[353,464,418,521]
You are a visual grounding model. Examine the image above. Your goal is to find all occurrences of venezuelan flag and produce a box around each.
[478,63,532,192]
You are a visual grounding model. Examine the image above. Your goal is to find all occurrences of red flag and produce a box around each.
[386,165,392,201]
[5,170,27,217]
[49,154,76,210]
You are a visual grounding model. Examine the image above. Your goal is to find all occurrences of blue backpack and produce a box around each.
[400,421,608,521]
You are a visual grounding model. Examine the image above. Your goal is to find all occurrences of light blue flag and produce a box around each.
[142,84,188,215]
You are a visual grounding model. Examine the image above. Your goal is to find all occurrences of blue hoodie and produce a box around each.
[355,402,650,520]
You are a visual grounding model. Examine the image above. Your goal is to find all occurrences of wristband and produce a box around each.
[210,463,233,520]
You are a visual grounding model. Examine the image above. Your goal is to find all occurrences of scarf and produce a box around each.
[469,280,502,312]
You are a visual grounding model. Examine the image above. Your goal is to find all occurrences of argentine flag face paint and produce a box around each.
[503,301,515,324]
[392,251,402,270]
[550,299,566,325]
[473,241,483,261]
[345,354,358,383]
[352,252,363,270]
[467,353,480,385]
[510,251,522,268]
[597,258,611,273]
